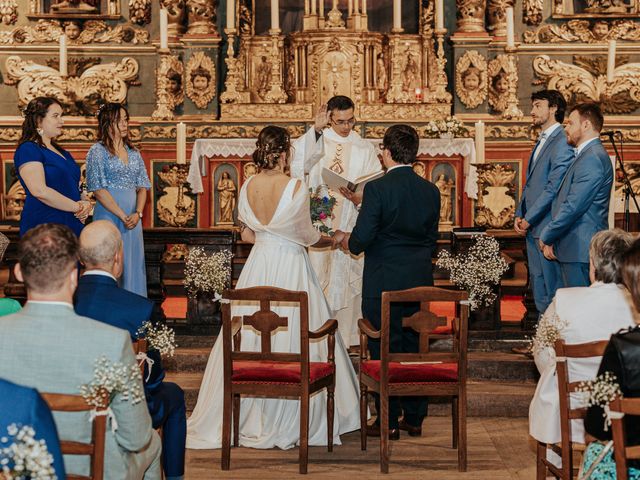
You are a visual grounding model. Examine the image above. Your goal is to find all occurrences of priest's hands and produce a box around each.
[314,103,330,134]
[339,187,362,206]
[331,230,351,252]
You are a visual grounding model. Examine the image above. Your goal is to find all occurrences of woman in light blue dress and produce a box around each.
[86,104,151,296]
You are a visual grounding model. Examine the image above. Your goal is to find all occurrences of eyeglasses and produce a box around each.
[331,117,356,127]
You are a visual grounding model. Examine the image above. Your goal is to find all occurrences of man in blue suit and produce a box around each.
[0,378,66,479]
[74,220,186,480]
[515,90,574,316]
[539,102,613,287]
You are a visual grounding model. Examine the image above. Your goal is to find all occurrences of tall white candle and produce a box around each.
[271,0,279,31]
[393,0,401,31]
[607,40,616,83]
[475,121,485,164]
[59,34,67,76]
[319,0,324,18]
[348,0,352,15]
[311,0,316,14]
[176,122,186,164]
[160,8,168,49]
[436,0,444,30]
[226,0,235,30]
[506,7,515,49]
[362,0,366,14]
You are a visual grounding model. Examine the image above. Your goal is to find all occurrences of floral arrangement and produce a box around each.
[137,321,177,357]
[529,311,568,355]
[436,234,509,310]
[424,116,466,139]
[183,247,233,298]
[310,186,337,235]
[577,372,623,431]
[0,424,57,480]
[79,356,144,410]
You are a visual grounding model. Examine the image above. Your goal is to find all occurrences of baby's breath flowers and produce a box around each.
[183,247,233,299]
[79,356,144,410]
[530,311,568,355]
[0,424,57,479]
[436,234,509,310]
[137,322,177,357]
[577,372,623,431]
[424,116,466,138]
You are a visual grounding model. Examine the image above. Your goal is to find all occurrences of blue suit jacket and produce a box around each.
[516,125,575,238]
[0,378,66,479]
[539,139,613,263]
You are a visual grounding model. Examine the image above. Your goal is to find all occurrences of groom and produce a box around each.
[335,124,440,438]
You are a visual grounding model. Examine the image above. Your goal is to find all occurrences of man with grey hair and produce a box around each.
[75,220,186,480]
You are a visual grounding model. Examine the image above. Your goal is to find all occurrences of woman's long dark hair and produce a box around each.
[18,97,64,151]
[96,103,135,155]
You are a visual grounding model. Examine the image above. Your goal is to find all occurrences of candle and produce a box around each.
[362,0,366,14]
[226,0,235,30]
[393,0,401,31]
[311,0,316,14]
[319,0,324,18]
[160,8,168,49]
[271,0,279,31]
[176,122,186,164]
[475,121,485,164]
[607,40,616,83]
[506,7,515,49]
[59,34,67,76]
[415,87,422,102]
[436,0,444,30]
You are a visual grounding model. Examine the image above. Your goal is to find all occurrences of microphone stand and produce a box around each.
[604,132,639,231]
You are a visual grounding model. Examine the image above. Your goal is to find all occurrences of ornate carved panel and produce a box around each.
[186,51,216,109]
[524,19,640,43]
[456,51,488,109]
[475,163,517,229]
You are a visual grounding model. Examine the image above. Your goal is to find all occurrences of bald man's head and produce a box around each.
[78,220,123,272]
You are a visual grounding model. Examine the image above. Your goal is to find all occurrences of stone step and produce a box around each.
[166,372,535,418]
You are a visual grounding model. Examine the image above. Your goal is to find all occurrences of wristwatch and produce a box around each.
[136,211,143,219]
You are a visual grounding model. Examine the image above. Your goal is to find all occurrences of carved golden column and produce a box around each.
[264,33,288,103]
[455,0,487,34]
[487,0,514,37]
[219,29,245,103]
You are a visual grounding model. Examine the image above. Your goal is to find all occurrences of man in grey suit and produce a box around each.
[0,224,162,480]
[539,102,613,287]
[515,90,574,317]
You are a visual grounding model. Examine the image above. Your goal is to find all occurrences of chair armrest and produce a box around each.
[358,318,380,339]
[309,319,338,339]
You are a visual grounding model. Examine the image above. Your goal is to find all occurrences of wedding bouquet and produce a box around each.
[137,321,177,357]
[425,116,465,139]
[310,186,337,235]
[576,372,623,431]
[79,356,144,410]
[436,235,509,310]
[183,247,233,299]
[0,424,57,480]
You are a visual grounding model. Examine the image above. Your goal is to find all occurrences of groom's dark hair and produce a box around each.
[383,124,419,165]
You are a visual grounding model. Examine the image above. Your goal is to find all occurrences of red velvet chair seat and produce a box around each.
[361,360,458,383]
[232,360,335,384]
[433,325,453,334]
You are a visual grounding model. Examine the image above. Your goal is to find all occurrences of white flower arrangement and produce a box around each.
[424,116,466,139]
[183,247,233,299]
[137,321,177,357]
[530,311,568,355]
[436,234,509,310]
[79,356,144,410]
[0,424,57,480]
[576,371,623,431]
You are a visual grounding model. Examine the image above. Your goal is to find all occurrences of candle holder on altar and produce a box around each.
[220,28,249,104]
[433,28,453,103]
[502,46,523,120]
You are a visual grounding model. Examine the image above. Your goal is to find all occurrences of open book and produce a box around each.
[321,168,384,194]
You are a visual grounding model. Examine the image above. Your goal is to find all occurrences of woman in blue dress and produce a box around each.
[86,103,151,296]
[14,97,90,237]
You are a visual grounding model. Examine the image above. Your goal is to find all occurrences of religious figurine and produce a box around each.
[256,56,272,99]
[456,51,488,109]
[462,67,481,92]
[402,53,420,92]
[412,161,426,178]
[489,69,510,112]
[63,21,82,41]
[376,53,388,95]
[239,0,252,35]
[217,171,236,224]
[243,162,257,179]
[51,0,97,13]
[186,53,216,109]
[435,174,455,224]
[167,68,183,96]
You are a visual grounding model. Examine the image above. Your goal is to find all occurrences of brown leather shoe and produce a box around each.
[366,423,400,440]
[399,419,422,437]
[512,346,533,358]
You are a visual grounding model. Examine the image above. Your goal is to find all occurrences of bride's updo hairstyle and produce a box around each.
[253,125,291,171]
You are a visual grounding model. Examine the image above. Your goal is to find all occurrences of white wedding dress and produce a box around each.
[186,176,361,450]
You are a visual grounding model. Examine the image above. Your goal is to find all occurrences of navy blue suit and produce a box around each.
[349,165,440,429]
[539,138,613,287]
[516,125,574,314]
[0,378,66,479]
[74,273,186,479]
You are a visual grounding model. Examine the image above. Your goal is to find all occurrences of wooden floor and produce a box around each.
[184,417,536,479]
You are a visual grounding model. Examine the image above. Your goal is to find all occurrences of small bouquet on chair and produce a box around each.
[0,424,57,479]
[310,185,337,235]
[137,322,177,358]
[577,371,623,431]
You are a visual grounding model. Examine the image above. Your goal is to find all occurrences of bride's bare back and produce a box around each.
[246,172,301,225]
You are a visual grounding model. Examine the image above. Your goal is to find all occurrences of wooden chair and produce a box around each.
[41,392,107,480]
[609,397,640,480]
[132,338,148,377]
[358,286,469,474]
[536,339,609,480]
[220,286,338,474]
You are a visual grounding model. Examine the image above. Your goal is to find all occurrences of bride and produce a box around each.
[187,126,361,450]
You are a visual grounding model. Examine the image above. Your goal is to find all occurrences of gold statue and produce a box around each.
[402,53,420,92]
[435,174,454,224]
[217,171,236,224]
[256,56,272,99]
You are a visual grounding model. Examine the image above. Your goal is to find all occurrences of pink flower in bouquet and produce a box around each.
[319,212,327,220]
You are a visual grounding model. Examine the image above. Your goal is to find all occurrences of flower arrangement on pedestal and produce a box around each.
[0,424,57,479]
[310,185,337,235]
[425,116,466,139]
[436,234,509,311]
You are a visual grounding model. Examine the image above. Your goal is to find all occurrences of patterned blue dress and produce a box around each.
[581,442,640,479]
[86,142,151,297]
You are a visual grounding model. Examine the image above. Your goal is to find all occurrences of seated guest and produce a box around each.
[75,220,186,480]
[529,229,638,463]
[0,223,161,480]
[581,238,640,478]
[0,377,66,479]
[0,297,21,316]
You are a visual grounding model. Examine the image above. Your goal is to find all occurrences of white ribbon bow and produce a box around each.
[136,352,155,382]
[89,407,118,433]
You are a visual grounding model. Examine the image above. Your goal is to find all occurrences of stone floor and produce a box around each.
[184,416,536,479]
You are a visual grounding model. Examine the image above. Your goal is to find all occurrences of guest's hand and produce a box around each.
[331,230,345,249]
[520,219,530,231]
[74,200,91,222]
[339,187,362,206]
[124,213,139,230]
[542,243,557,261]
[314,103,330,133]
[340,232,351,252]
[514,217,526,235]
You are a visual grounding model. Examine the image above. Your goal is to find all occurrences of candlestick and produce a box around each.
[475,121,485,164]
[393,0,402,32]
[436,0,444,30]
[505,7,515,49]
[271,0,279,31]
[160,8,168,49]
[59,34,67,76]
[607,40,616,83]
[226,0,235,31]
[414,87,422,103]
[176,122,186,164]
